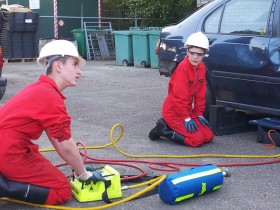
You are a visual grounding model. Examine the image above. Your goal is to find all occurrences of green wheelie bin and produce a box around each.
[112,30,134,66]
[148,29,161,69]
[71,29,87,58]
[131,30,150,68]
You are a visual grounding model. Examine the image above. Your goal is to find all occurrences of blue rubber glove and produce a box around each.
[75,169,106,182]
[198,116,211,127]
[85,166,106,182]
[85,166,99,172]
[184,118,198,133]
[86,171,106,182]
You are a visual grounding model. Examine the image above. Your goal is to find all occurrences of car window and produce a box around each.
[204,6,223,33]
[220,0,272,35]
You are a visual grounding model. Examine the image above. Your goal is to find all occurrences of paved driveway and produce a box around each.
[0,60,280,210]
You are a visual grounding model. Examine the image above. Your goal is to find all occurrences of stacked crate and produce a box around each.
[0,9,39,59]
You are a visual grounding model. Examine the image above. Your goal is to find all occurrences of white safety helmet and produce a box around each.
[184,32,209,51]
[37,40,86,69]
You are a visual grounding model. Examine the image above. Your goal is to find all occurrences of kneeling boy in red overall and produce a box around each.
[149,32,214,147]
[0,40,103,205]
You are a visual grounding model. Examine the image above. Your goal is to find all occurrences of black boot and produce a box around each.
[149,118,186,145]
[149,118,167,140]
[160,124,186,145]
[0,174,50,204]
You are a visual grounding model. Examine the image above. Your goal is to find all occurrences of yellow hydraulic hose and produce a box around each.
[108,124,280,159]
[39,123,280,159]
[0,174,167,209]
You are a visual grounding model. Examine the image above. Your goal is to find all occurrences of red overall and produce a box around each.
[0,75,72,204]
[162,56,214,146]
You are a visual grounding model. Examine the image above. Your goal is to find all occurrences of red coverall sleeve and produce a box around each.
[193,65,206,117]
[172,64,192,119]
[36,91,72,142]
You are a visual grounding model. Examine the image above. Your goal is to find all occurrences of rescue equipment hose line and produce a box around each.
[107,124,280,159]
[1,123,280,209]
[50,123,280,183]
[42,123,280,173]
[39,123,280,159]
[0,175,167,209]
[44,123,280,174]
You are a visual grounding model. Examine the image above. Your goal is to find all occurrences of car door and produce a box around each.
[202,0,273,110]
[267,0,280,112]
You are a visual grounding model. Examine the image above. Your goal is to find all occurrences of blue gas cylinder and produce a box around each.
[158,164,224,204]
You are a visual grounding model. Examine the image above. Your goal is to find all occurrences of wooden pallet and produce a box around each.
[4,58,37,63]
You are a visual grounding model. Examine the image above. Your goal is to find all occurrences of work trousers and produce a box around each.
[163,117,214,147]
[0,130,72,204]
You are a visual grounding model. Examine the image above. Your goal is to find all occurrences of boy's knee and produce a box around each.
[45,184,72,205]
[184,138,204,147]
[204,131,214,143]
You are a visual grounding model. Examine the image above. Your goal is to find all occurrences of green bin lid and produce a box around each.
[148,30,161,35]
[71,28,84,33]
[129,27,141,30]
[112,30,133,35]
[147,27,161,30]
[131,30,149,35]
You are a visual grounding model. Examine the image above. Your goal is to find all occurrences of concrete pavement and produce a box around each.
[0,60,280,210]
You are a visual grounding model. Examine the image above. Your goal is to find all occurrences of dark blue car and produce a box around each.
[157,0,280,117]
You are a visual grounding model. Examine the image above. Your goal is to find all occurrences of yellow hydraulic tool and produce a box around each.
[70,165,122,202]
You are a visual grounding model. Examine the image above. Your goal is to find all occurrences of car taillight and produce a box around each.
[155,39,160,55]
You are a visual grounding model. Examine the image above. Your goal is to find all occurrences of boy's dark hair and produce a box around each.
[46,56,69,75]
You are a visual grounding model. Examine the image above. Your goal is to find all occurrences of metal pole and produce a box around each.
[134,8,137,27]
[98,0,101,29]
[81,3,83,29]
[53,0,58,38]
